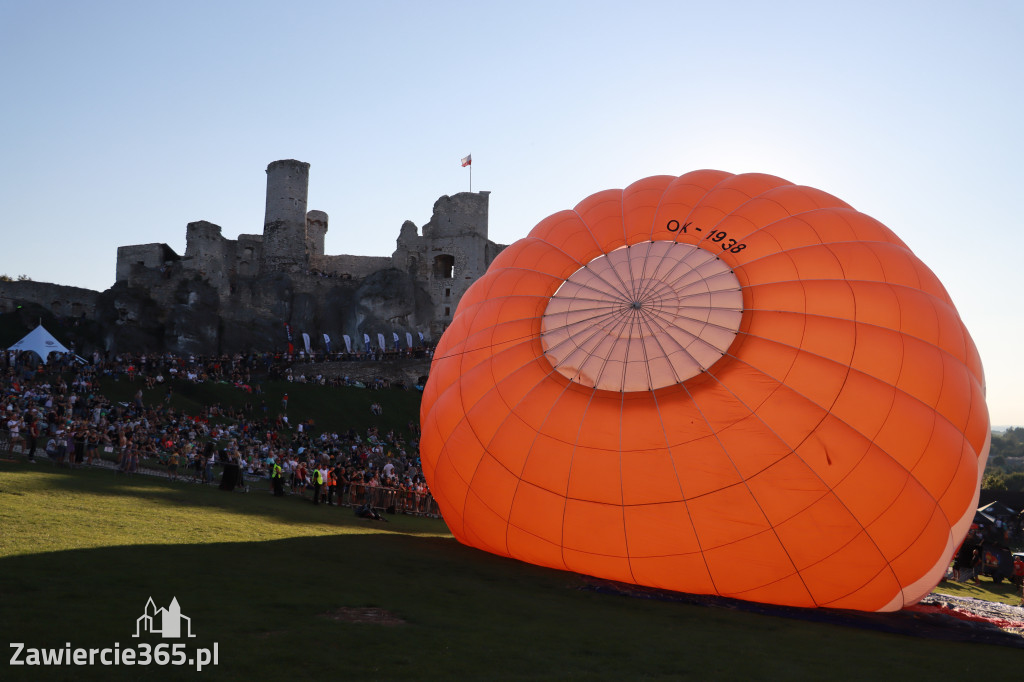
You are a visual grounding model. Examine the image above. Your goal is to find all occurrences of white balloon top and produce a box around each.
[541,241,743,392]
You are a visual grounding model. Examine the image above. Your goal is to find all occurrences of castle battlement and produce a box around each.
[96,159,506,353]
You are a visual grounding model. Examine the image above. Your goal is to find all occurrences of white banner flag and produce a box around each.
[302,332,312,355]
[406,332,413,348]
[377,333,386,350]
[363,333,371,349]
[343,334,352,352]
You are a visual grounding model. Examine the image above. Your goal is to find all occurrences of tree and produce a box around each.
[1004,426,1024,444]
[988,430,1024,463]
[982,470,1007,491]
[1004,471,1024,492]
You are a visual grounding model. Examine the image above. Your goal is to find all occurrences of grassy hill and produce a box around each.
[2,337,1022,678]
[0,310,425,445]
[96,375,423,445]
[0,462,1020,680]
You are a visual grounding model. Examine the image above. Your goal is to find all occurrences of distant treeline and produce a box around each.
[983,427,1024,492]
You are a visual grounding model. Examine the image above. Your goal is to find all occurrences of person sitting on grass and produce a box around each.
[354,503,387,522]
[45,433,59,460]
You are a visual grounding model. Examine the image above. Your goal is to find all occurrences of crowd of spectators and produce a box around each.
[1,348,439,517]
[73,348,429,387]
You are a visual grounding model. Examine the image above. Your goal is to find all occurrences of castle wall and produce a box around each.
[423,234,488,333]
[314,254,393,279]
[235,234,263,278]
[421,192,490,240]
[262,160,310,272]
[392,191,501,335]
[59,159,510,354]
[116,244,180,283]
[183,221,231,290]
[0,280,99,318]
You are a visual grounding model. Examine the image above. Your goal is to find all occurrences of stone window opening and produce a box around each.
[433,254,455,279]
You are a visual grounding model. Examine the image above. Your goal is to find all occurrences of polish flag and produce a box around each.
[461,154,472,167]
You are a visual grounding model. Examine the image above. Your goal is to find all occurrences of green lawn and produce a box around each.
[1,460,1020,681]
[933,572,1024,607]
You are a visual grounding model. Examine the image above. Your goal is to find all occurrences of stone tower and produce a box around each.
[392,190,502,336]
[262,159,310,272]
[306,210,328,260]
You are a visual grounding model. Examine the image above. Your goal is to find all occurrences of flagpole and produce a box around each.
[461,154,472,192]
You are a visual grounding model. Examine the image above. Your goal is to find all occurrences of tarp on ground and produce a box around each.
[6,325,72,363]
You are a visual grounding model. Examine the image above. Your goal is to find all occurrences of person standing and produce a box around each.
[330,462,346,506]
[321,465,331,504]
[338,465,351,506]
[26,416,40,463]
[271,458,285,497]
[85,428,98,466]
[294,460,307,496]
[73,422,87,468]
[327,465,338,505]
[311,466,324,505]
[62,427,75,468]
[7,414,23,454]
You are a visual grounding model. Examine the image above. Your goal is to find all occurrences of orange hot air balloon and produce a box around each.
[419,171,989,612]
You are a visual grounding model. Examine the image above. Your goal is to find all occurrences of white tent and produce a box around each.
[7,324,72,364]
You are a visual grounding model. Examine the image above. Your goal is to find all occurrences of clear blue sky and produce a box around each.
[1,1,1021,425]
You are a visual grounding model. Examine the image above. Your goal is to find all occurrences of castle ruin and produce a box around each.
[1,160,505,355]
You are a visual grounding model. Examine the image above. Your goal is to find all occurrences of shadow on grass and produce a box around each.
[3,460,1022,680]
[2,537,1022,680]
[4,532,1019,679]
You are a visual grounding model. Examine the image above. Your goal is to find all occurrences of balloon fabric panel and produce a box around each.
[420,170,989,612]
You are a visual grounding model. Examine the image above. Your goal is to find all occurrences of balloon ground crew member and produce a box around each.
[311,466,324,505]
[271,457,285,497]
[327,466,338,505]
